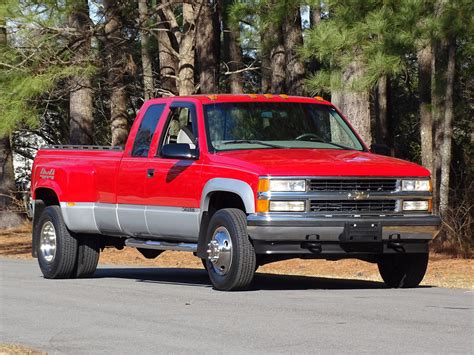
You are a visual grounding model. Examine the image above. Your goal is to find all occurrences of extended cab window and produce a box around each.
[160,105,197,151]
[203,102,364,152]
[132,104,165,157]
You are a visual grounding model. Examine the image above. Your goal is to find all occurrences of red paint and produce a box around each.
[31,95,430,208]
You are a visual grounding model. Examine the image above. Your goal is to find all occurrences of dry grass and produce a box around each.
[0,344,45,355]
[1,223,472,289]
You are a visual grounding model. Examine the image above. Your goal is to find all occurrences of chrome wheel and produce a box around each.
[207,226,233,275]
[40,221,57,263]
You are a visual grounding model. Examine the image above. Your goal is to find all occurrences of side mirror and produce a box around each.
[370,143,391,156]
[161,143,198,160]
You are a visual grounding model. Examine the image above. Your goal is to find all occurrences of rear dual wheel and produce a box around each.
[35,206,100,279]
[204,208,256,291]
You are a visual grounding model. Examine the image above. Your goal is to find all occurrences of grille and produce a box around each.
[310,200,397,213]
[308,179,397,192]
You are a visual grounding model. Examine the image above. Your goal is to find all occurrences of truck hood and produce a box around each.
[209,149,430,177]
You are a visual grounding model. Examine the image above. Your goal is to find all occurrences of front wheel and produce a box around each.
[377,253,429,288]
[204,209,256,291]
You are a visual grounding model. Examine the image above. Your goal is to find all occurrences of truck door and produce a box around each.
[115,103,166,236]
[144,102,202,241]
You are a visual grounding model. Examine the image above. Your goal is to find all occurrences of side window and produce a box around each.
[160,105,197,151]
[132,104,165,157]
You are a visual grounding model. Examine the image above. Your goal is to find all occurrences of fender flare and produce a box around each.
[200,178,255,215]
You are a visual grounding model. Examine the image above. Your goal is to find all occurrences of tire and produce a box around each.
[205,208,256,291]
[377,253,429,288]
[74,235,100,278]
[203,257,259,272]
[34,206,78,279]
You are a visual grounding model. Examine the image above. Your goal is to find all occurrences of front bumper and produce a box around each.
[247,214,441,255]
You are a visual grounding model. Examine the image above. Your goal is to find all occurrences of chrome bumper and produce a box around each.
[247,214,441,242]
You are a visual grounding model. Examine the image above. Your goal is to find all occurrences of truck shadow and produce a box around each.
[92,267,424,290]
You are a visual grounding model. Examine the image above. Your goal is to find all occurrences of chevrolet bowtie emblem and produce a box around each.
[348,191,369,200]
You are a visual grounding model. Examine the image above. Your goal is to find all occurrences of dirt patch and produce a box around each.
[1,224,472,289]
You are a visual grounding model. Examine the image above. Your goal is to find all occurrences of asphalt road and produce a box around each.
[1,258,472,354]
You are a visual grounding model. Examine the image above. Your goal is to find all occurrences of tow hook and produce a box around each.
[387,241,405,253]
[302,242,322,253]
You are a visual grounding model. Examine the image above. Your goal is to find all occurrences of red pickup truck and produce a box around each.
[31,94,440,290]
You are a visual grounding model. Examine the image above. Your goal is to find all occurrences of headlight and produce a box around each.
[402,200,429,211]
[401,179,431,192]
[269,179,306,192]
[269,201,305,212]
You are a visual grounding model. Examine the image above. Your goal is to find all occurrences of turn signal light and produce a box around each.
[256,199,269,213]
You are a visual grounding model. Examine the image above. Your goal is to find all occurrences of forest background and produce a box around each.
[0,0,472,256]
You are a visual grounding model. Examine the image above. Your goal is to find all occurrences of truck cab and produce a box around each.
[31,94,440,291]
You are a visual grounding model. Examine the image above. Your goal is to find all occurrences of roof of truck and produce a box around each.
[147,94,333,106]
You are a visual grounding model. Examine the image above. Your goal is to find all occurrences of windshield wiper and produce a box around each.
[320,141,355,150]
[295,135,355,150]
[221,140,285,149]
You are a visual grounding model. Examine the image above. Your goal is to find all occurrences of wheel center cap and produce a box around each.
[207,240,221,263]
[206,227,233,275]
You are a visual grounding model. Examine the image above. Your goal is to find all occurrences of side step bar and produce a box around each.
[125,238,197,252]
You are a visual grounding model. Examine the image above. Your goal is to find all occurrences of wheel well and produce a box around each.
[35,188,59,206]
[32,188,60,258]
[207,191,246,216]
[197,191,246,259]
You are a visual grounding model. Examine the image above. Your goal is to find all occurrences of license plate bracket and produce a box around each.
[341,222,382,242]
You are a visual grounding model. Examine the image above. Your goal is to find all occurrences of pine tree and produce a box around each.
[196,1,220,94]
[103,0,130,146]
[138,0,155,100]
[302,0,418,146]
[68,0,94,145]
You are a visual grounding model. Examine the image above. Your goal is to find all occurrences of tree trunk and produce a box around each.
[418,43,433,173]
[269,25,285,94]
[138,0,154,100]
[431,39,448,212]
[308,2,321,73]
[104,0,129,146]
[0,18,5,43]
[283,4,305,96]
[155,4,178,95]
[341,61,371,145]
[261,32,271,93]
[439,35,456,215]
[223,0,244,93]
[0,135,15,212]
[375,75,391,149]
[68,0,93,145]
[331,91,344,111]
[195,1,219,94]
[177,3,196,96]
[310,2,321,28]
[0,22,15,211]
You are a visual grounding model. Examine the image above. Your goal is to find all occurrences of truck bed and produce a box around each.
[32,147,124,204]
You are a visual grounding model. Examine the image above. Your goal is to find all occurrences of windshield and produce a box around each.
[203,102,364,152]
